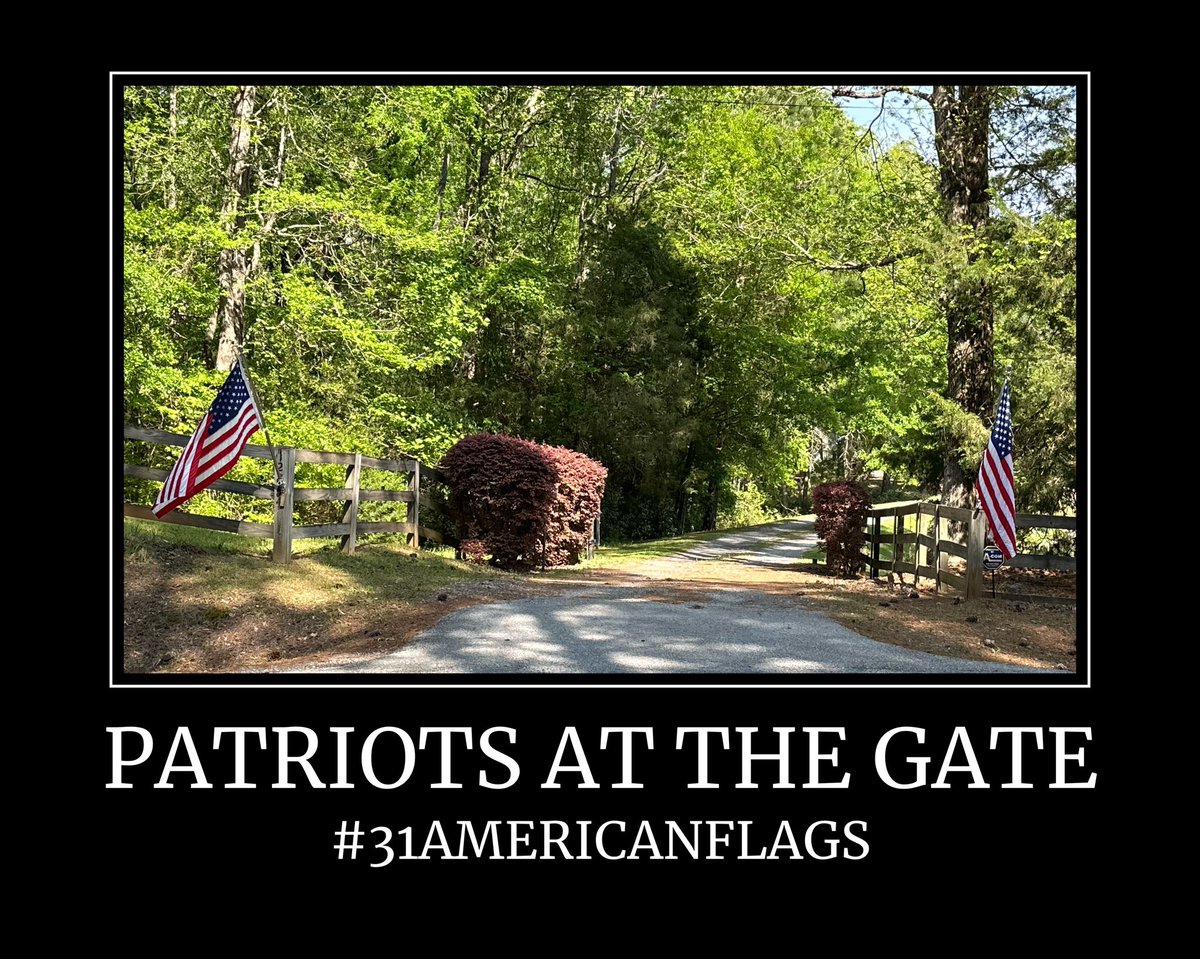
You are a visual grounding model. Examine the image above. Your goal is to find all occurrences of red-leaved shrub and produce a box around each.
[813,480,871,577]
[440,433,607,568]
[441,434,557,568]
[541,445,608,566]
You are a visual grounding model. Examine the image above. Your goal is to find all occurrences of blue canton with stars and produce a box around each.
[990,381,1013,457]
[208,363,253,434]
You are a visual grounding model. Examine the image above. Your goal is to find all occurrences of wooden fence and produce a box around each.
[862,500,1076,602]
[123,425,448,564]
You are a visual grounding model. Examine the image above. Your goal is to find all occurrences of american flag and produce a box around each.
[977,379,1016,559]
[152,363,264,517]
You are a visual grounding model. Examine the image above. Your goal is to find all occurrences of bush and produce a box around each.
[541,445,608,566]
[440,433,606,569]
[441,434,557,568]
[813,480,871,577]
[717,476,775,530]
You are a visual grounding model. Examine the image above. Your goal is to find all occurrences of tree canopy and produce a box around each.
[122,82,1077,539]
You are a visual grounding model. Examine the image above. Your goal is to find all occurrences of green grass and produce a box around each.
[799,516,926,566]
[125,517,321,559]
[123,517,516,673]
[124,517,461,561]
[568,516,809,571]
[124,518,495,603]
[125,514,816,589]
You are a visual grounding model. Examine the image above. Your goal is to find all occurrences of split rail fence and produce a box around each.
[862,500,1076,602]
[123,425,447,564]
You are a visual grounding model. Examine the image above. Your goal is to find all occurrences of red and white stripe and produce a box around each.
[194,398,260,484]
[151,394,260,518]
[152,413,209,516]
[977,439,1016,558]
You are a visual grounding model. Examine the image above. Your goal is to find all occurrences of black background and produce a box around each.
[101,690,1110,894]
[105,69,1105,902]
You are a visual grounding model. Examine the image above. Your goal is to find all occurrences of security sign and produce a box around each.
[983,545,1005,570]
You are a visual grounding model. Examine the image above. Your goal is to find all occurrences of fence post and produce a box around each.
[272,446,295,564]
[407,460,421,550]
[966,506,986,600]
[933,504,942,594]
[892,506,901,581]
[913,503,922,591]
[871,514,881,578]
[340,452,361,556]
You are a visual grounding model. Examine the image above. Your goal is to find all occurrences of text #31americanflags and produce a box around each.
[152,363,264,517]
[977,379,1015,558]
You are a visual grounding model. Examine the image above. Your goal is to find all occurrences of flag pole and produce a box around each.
[233,343,282,499]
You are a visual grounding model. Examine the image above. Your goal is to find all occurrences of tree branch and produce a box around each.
[516,171,583,194]
[830,85,933,105]
[785,236,924,272]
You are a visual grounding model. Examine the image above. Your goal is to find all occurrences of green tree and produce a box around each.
[122,83,1075,540]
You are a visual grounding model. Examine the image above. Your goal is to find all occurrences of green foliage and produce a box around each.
[717,474,778,529]
[992,214,1076,513]
[929,393,990,474]
[122,84,1076,538]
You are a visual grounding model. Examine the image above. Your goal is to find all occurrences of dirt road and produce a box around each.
[290,521,1046,675]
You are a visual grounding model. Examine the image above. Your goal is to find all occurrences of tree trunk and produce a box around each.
[603,95,624,228]
[434,149,450,230]
[933,84,994,508]
[576,88,631,286]
[674,440,696,534]
[461,100,492,247]
[702,463,722,531]
[207,85,256,371]
[165,85,178,210]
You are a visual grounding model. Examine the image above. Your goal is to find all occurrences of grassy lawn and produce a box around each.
[577,516,807,568]
[122,515,809,671]
[122,518,536,673]
[121,512,1074,674]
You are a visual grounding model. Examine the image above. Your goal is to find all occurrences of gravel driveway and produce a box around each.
[289,521,1044,675]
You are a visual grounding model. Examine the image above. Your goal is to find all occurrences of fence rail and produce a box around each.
[859,499,1076,602]
[122,424,446,563]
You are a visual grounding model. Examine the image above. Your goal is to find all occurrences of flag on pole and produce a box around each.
[977,379,1016,559]
[152,363,264,517]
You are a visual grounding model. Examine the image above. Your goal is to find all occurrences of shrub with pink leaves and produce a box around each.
[813,480,871,577]
[440,433,607,569]
[540,445,608,566]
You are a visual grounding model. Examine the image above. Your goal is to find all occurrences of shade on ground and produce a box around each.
[296,588,1042,674]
